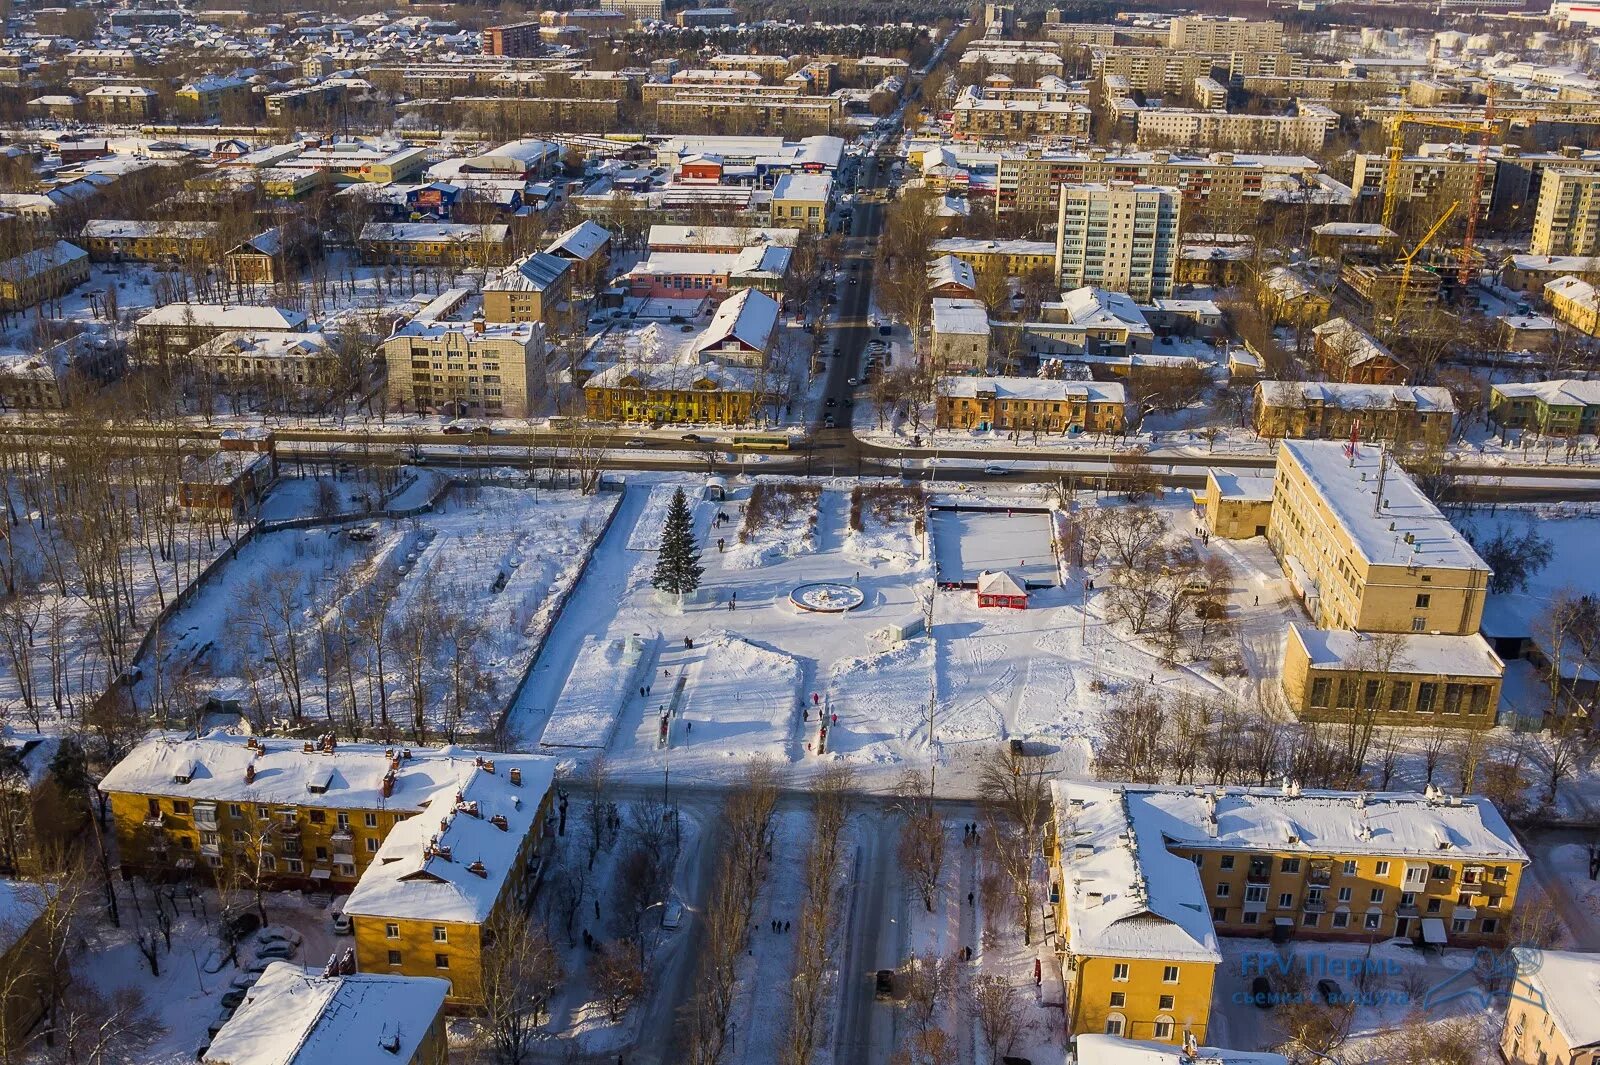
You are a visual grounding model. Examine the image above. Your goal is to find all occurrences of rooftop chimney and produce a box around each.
[467,859,487,878]
[509,767,522,787]
[245,763,256,785]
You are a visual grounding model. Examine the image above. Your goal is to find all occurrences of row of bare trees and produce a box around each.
[780,764,853,1065]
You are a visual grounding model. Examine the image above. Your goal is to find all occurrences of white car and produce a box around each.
[847,377,859,386]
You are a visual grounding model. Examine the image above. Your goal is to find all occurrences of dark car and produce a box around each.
[874,969,894,1000]
[1317,978,1342,1005]
[826,398,836,408]
[680,433,702,443]
[1251,976,1273,1008]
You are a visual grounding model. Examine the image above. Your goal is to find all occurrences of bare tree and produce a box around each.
[978,745,1056,945]
[590,944,644,1022]
[895,770,945,914]
[478,910,563,1065]
[968,975,1026,1065]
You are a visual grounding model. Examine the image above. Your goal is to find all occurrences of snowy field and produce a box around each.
[140,484,617,740]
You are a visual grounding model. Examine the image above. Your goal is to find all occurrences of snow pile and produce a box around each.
[674,630,801,753]
[829,636,939,747]
[540,633,656,750]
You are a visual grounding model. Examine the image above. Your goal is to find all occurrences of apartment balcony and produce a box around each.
[278,822,302,837]
[1303,898,1326,914]
[200,842,221,857]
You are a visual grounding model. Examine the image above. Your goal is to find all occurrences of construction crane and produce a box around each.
[1378,106,1501,250]
[1391,200,1460,333]
[1457,84,1496,287]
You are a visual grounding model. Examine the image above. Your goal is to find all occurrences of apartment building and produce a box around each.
[1489,379,1600,436]
[1282,624,1504,727]
[483,20,541,57]
[935,377,1130,434]
[1054,183,1181,301]
[1255,266,1330,326]
[0,239,88,311]
[601,0,665,20]
[383,290,546,418]
[188,331,338,389]
[0,881,54,1044]
[343,754,556,1007]
[1167,16,1284,52]
[482,252,573,326]
[958,46,1065,81]
[205,964,449,1065]
[1350,147,1497,222]
[1135,106,1332,154]
[80,219,220,262]
[655,93,840,137]
[950,85,1090,141]
[929,238,1057,276]
[930,298,991,372]
[1253,382,1455,449]
[440,97,624,131]
[1051,781,1525,1045]
[134,304,309,355]
[708,53,794,79]
[624,245,791,301]
[1545,274,1600,336]
[1266,439,1490,635]
[584,360,767,425]
[357,223,510,267]
[1092,47,1303,95]
[1533,167,1600,256]
[84,84,157,119]
[1310,318,1409,384]
[1501,950,1600,1065]
[176,75,249,118]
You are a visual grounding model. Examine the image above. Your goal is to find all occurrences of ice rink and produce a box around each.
[927,507,1058,587]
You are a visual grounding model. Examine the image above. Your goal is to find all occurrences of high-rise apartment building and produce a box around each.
[1166,16,1284,52]
[1054,183,1181,300]
[1531,167,1600,256]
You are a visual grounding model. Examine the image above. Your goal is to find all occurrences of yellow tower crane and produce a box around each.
[1390,200,1459,334]
[1378,108,1501,238]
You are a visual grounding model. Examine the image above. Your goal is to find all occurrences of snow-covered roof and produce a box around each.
[1510,254,1600,274]
[976,569,1027,595]
[1056,780,1525,962]
[631,246,791,280]
[585,359,760,392]
[647,224,800,250]
[1049,286,1153,334]
[1206,469,1273,501]
[770,171,832,202]
[136,303,308,331]
[1311,221,1397,239]
[483,250,570,293]
[927,254,976,292]
[204,962,448,1065]
[82,219,220,240]
[1256,381,1454,415]
[930,237,1056,258]
[695,287,779,355]
[0,879,50,955]
[1259,265,1315,302]
[360,222,508,245]
[1289,623,1504,678]
[1516,949,1600,1051]
[1492,378,1600,407]
[1279,440,1487,572]
[1075,1034,1286,1064]
[1310,317,1400,370]
[937,375,1126,404]
[0,239,85,283]
[342,752,556,924]
[192,331,332,362]
[545,219,610,261]
[932,297,989,336]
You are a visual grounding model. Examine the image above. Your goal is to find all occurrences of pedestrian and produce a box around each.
[729,599,735,611]
[968,891,974,906]
[784,921,790,932]
[813,692,820,706]
[854,570,859,581]
[686,721,692,733]
[831,712,837,725]
[595,899,600,919]
[1254,594,1260,606]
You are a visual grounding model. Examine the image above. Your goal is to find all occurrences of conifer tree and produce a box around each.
[651,487,703,597]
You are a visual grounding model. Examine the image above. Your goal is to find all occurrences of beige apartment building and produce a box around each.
[1267,439,1491,635]
[1253,381,1455,449]
[1281,623,1504,728]
[1501,949,1600,1065]
[950,87,1090,140]
[383,290,546,418]
[1532,167,1600,257]
[1167,16,1284,52]
[1350,147,1497,223]
[1055,183,1181,301]
[1135,107,1332,154]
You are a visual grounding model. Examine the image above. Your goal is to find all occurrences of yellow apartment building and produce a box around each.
[1051,783,1527,1046]
[0,879,54,1050]
[1282,623,1505,730]
[358,223,510,268]
[1253,382,1455,449]
[342,754,555,1008]
[929,237,1057,277]
[381,296,546,419]
[1267,439,1491,635]
[204,962,449,1065]
[1196,469,1273,540]
[1546,274,1600,337]
[936,376,1130,434]
[0,240,89,312]
[481,252,573,327]
[584,361,764,425]
[80,220,221,263]
[1501,949,1600,1065]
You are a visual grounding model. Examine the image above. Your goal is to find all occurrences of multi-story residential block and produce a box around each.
[584,360,768,425]
[544,220,612,290]
[1534,167,1600,256]
[1500,950,1600,1065]
[958,46,1066,81]
[1135,106,1332,154]
[930,298,991,372]
[383,290,546,418]
[1006,285,1155,360]
[264,83,347,119]
[358,223,510,267]
[343,754,555,1008]
[1054,183,1181,301]
[135,304,309,355]
[929,238,1057,277]
[1253,382,1455,449]
[1266,439,1490,635]
[707,53,795,79]
[100,735,519,885]
[1349,146,1497,222]
[1050,782,1525,1045]
[187,331,338,389]
[0,240,88,311]
[935,376,1130,434]
[1167,15,1284,52]
[1255,266,1330,326]
[481,252,573,326]
[1489,379,1600,436]
[949,85,1091,141]
[80,220,221,263]
[205,963,449,1065]
[1545,274,1600,336]
[1282,624,1504,727]
[601,0,665,19]
[0,335,117,411]
[483,20,541,57]
[175,75,249,118]
[84,84,157,119]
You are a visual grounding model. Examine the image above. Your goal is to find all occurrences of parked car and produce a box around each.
[331,911,353,936]
[874,969,895,1001]
[1250,976,1274,1008]
[256,928,302,948]
[230,972,261,990]
[256,942,296,961]
[680,433,702,443]
[824,414,836,428]
[1317,978,1342,1004]
[661,901,684,931]
[624,438,646,447]
[220,987,249,1011]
